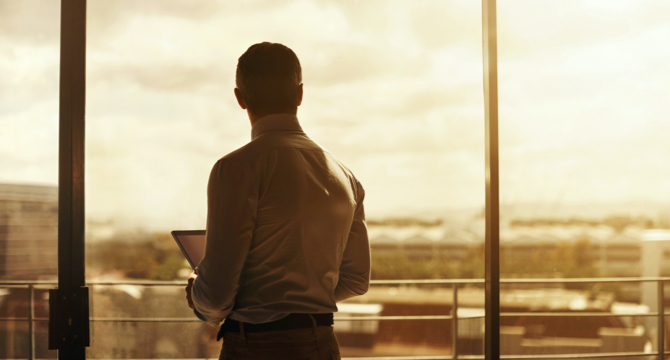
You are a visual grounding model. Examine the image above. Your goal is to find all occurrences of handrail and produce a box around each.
[0,277,666,360]
[3,312,669,321]
[3,276,670,286]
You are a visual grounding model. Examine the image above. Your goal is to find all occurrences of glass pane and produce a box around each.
[498,0,670,357]
[0,0,60,358]
[86,0,483,358]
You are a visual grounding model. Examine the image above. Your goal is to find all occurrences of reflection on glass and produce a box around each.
[498,0,670,357]
[84,0,483,357]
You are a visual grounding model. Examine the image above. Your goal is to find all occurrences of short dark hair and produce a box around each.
[236,42,302,114]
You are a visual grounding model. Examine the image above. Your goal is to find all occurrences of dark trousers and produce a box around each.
[220,322,341,360]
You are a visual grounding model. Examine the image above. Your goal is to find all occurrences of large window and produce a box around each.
[84,1,484,358]
[3,0,670,359]
[497,0,670,358]
[0,1,60,358]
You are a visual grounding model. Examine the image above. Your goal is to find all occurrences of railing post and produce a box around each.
[29,284,35,360]
[659,280,665,360]
[452,284,459,360]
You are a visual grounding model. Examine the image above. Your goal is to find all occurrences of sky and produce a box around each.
[1,0,670,230]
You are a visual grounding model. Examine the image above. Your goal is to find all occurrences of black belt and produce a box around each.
[217,313,334,340]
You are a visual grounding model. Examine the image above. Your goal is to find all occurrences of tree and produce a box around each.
[87,230,189,280]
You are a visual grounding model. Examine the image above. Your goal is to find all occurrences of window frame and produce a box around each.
[53,0,502,359]
[482,1,501,359]
[54,0,88,358]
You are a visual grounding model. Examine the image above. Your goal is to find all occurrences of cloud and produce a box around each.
[498,23,670,150]
[0,0,59,44]
[0,103,58,185]
[4,0,670,225]
[87,0,231,46]
[90,63,228,92]
[497,0,670,60]
[316,0,480,49]
[304,42,428,86]
[405,1,482,49]
[0,45,59,112]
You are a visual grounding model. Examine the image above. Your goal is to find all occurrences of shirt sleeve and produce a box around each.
[191,158,258,326]
[334,180,371,302]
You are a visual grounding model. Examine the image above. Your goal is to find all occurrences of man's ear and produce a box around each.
[296,83,303,107]
[234,88,247,110]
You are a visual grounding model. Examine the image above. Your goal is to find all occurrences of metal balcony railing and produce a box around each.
[1,277,668,360]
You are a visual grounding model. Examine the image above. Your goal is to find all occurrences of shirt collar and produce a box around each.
[251,113,303,140]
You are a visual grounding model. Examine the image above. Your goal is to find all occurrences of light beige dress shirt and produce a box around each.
[191,114,370,326]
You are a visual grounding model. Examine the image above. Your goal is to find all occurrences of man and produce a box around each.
[185,42,370,360]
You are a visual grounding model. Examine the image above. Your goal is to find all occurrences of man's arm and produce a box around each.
[334,181,371,302]
[191,158,257,326]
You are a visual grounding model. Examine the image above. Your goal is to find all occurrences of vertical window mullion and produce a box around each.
[51,0,89,358]
[482,0,500,359]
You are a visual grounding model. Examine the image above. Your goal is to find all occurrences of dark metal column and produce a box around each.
[452,284,459,360]
[28,285,35,360]
[482,0,500,359]
[658,281,665,360]
[49,0,89,358]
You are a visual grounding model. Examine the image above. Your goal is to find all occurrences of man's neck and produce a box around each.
[248,109,297,126]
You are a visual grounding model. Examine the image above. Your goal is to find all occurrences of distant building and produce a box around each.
[0,183,58,280]
[640,229,670,350]
[367,220,670,306]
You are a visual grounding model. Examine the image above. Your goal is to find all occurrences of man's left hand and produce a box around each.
[185,268,198,309]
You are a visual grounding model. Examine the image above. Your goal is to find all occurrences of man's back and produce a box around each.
[192,114,369,325]
[186,42,368,359]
